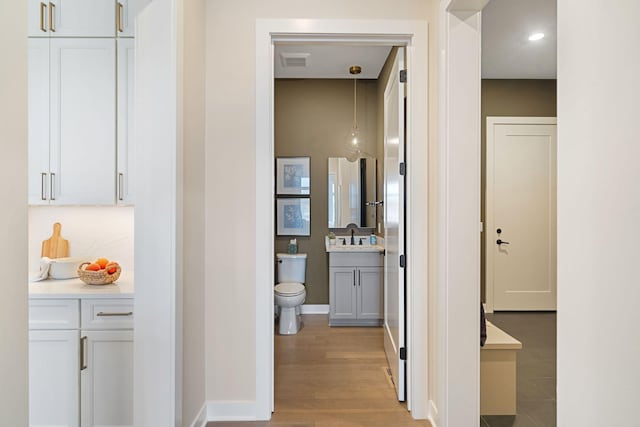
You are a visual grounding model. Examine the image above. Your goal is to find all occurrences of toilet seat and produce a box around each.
[275,282,305,296]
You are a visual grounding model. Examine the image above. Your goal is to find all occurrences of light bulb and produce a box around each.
[528,32,544,41]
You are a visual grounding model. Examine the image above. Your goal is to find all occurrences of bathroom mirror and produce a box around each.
[327,157,376,228]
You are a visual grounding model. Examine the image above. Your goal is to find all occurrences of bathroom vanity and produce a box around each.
[326,239,384,326]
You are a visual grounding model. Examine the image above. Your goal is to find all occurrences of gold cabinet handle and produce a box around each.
[80,336,88,370]
[40,2,47,32]
[118,172,124,201]
[41,173,47,200]
[49,2,55,32]
[117,2,124,32]
[50,172,55,200]
[96,311,133,317]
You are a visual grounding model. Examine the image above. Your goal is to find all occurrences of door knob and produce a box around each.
[496,239,510,245]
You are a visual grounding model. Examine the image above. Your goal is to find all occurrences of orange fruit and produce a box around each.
[106,262,119,275]
[86,263,101,271]
[96,258,109,269]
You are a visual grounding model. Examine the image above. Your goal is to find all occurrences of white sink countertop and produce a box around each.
[29,271,134,299]
[325,236,384,253]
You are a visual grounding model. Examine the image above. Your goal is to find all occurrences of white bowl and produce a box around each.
[49,257,88,280]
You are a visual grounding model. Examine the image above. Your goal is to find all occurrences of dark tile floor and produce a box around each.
[481,312,556,427]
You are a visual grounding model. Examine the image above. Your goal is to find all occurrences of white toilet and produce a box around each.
[275,253,307,335]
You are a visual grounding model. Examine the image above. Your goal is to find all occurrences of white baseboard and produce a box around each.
[300,304,329,314]
[205,400,261,421]
[188,402,208,427]
[428,400,439,427]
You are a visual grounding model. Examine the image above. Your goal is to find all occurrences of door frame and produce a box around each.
[485,116,558,313]
[255,19,429,419]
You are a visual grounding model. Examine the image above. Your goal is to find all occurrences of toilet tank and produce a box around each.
[277,253,307,283]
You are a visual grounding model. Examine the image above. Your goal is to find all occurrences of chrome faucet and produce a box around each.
[350,229,355,245]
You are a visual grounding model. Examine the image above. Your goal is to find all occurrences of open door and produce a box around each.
[383,48,406,401]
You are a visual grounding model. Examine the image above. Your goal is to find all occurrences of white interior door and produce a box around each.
[383,48,406,401]
[486,117,557,311]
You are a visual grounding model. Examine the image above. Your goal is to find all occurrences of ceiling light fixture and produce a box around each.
[346,65,365,162]
[528,32,545,41]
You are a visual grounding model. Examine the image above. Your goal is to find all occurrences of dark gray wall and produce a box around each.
[275,79,378,304]
[481,79,557,301]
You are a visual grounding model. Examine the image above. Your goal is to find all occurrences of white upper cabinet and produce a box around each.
[28,38,51,205]
[116,0,135,37]
[117,38,135,204]
[50,38,116,205]
[28,0,118,37]
[29,38,116,205]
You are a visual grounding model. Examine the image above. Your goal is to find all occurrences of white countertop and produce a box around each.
[29,271,134,299]
[325,236,385,253]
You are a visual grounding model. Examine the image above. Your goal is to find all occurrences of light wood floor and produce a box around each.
[208,314,430,427]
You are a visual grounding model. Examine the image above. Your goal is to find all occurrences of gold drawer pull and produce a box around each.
[96,311,133,317]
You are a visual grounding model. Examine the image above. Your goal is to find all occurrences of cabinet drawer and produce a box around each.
[29,299,79,330]
[81,299,134,330]
[329,252,383,267]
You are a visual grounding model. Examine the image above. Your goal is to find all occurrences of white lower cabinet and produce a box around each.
[29,329,80,427]
[329,252,383,326]
[29,298,133,427]
[81,330,133,427]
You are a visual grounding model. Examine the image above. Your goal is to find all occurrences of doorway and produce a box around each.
[255,19,430,419]
[272,43,407,418]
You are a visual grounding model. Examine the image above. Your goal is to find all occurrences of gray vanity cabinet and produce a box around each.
[328,252,383,326]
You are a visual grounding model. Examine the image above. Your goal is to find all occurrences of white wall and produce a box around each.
[204,0,437,412]
[28,207,134,271]
[134,0,180,424]
[436,3,483,426]
[181,0,207,422]
[557,1,640,425]
[0,0,28,424]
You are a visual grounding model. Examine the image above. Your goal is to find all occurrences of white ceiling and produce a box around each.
[274,45,392,79]
[482,0,557,79]
[272,0,557,81]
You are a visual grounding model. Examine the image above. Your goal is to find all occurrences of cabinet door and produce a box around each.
[116,0,135,37]
[357,267,383,319]
[28,38,51,205]
[81,330,134,427]
[329,267,357,320]
[117,38,135,204]
[29,330,80,427]
[49,0,115,37]
[50,38,116,205]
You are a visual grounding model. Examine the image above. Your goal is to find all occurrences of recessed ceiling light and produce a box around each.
[528,33,545,41]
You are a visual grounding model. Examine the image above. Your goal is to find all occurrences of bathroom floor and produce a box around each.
[208,314,430,427]
[482,312,556,427]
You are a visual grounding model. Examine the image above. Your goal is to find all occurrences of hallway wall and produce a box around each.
[557,1,640,424]
[203,0,438,414]
[0,0,28,424]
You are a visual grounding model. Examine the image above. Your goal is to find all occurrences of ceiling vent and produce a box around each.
[280,53,311,68]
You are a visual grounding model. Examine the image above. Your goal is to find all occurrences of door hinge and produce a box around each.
[399,162,406,176]
[399,254,405,268]
[399,69,407,83]
[400,347,407,360]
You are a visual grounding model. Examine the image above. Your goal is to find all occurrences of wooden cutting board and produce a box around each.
[41,222,70,259]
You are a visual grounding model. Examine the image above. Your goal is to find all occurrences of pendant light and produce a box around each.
[346,65,364,162]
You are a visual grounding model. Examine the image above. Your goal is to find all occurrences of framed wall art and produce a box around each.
[276,157,310,195]
[276,197,311,236]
